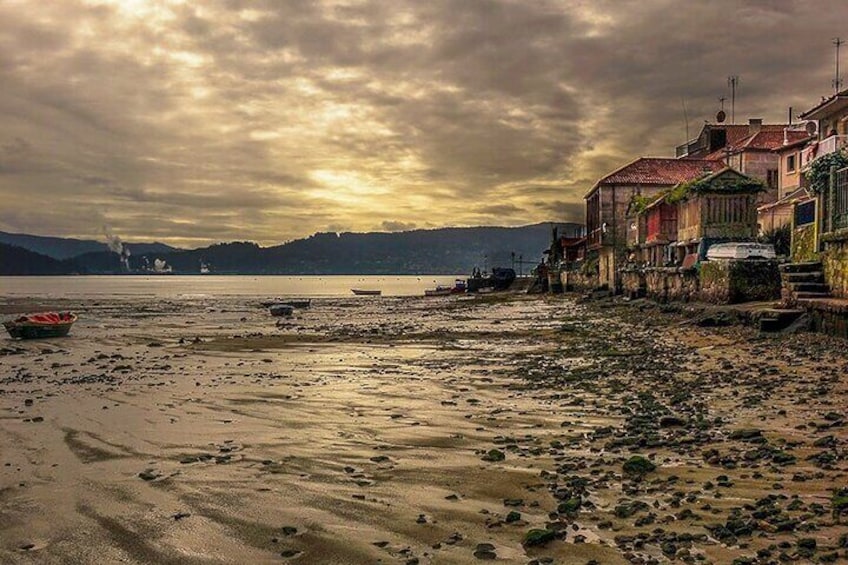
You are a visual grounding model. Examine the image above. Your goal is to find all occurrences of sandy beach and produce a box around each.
[1,293,846,564]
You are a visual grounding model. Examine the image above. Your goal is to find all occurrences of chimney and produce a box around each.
[749,118,762,135]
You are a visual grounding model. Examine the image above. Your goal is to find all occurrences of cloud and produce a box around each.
[0,0,845,246]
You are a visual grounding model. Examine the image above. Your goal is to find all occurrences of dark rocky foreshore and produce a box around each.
[0,293,846,564]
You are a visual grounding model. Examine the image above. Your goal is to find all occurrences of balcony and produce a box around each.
[818,134,848,156]
[801,135,848,171]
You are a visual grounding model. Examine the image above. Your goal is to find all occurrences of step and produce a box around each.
[756,308,806,333]
[779,262,823,273]
[787,282,831,293]
[781,271,824,283]
[793,291,833,300]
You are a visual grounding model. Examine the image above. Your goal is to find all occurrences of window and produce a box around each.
[787,154,797,173]
[767,169,778,189]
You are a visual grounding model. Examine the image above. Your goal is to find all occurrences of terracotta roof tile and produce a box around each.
[595,157,725,186]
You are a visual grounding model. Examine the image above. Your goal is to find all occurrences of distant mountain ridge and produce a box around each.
[0,231,179,260]
[0,223,583,275]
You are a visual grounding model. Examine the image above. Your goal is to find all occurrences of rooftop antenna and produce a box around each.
[716,96,727,123]
[681,97,690,141]
[727,76,739,124]
[834,37,844,93]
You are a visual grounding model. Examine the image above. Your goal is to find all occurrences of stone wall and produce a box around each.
[621,269,646,299]
[699,260,781,304]
[644,268,699,303]
[635,261,780,304]
[561,270,599,293]
[821,230,848,298]
[791,223,818,262]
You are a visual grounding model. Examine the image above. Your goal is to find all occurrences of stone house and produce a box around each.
[584,157,724,291]
[673,168,764,263]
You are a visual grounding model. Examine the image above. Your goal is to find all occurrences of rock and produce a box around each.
[282,526,298,536]
[505,511,521,523]
[473,543,497,559]
[138,469,161,481]
[482,449,505,462]
[622,455,656,477]
[557,497,581,514]
[659,415,687,427]
[522,528,556,547]
[172,512,191,520]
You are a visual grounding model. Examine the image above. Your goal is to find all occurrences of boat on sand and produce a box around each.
[351,289,381,296]
[3,312,78,339]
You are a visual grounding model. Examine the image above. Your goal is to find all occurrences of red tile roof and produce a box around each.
[704,130,811,159]
[593,157,725,188]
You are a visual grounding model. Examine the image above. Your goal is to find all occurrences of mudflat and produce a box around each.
[1,294,846,564]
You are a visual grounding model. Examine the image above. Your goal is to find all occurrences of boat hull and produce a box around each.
[3,312,78,340]
[351,289,381,296]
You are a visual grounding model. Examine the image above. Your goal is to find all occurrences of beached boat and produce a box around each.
[424,287,452,297]
[424,279,467,297]
[3,312,78,339]
[351,289,381,296]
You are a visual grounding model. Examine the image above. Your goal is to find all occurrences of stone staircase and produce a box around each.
[779,261,832,305]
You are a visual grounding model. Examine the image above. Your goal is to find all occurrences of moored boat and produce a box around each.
[424,287,452,297]
[351,289,381,296]
[3,312,78,339]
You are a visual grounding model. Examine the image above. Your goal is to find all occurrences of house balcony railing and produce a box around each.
[818,134,848,157]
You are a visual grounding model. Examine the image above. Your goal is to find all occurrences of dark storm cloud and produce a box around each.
[0,0,844,246]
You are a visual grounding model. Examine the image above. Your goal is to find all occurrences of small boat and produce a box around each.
[268,304,295,317]
[3,312,78,339]
[261,298,311,309]
[424,287,452,297]
[351,289,381,296]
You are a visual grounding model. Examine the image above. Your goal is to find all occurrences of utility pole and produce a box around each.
[727,76,739,124]
[834,37,844,93]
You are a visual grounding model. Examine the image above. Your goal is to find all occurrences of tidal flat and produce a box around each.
[0,294,846,564]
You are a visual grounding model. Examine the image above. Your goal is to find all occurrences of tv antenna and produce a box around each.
[834,37,844,93]
[716,96,727,123]
[727,76,739,124]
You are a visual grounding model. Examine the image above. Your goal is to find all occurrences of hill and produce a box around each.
[0,243,70,275]
[0,231,179,260]
[1,223,583,275]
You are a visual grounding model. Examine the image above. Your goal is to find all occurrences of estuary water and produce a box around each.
[0,274,464,299]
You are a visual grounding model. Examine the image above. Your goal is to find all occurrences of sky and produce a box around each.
[1,0,846,248]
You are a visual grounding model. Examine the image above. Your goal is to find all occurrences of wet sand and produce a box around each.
[1,294,846,564]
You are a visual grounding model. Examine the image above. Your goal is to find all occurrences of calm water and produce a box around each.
[0,275,464,299]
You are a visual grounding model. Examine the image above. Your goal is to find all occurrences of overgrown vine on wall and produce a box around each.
[805,149,848,194]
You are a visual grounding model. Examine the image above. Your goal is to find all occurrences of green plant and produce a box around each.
[758,224,791,256]
[806,149,848,194]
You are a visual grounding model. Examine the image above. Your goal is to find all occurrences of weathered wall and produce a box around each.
[637,261,780,304]
[821,230,848,298]
[791,223,818,262]
[644,268,699,303]
[562,270,599,293]
[699,260,781,304]
[742,151,780,204]
[621,269,646,299]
